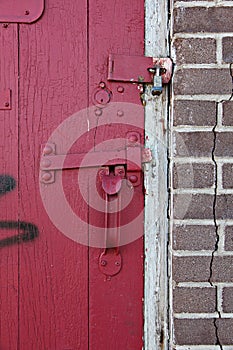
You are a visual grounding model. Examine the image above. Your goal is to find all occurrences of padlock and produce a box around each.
[148,65,163,96]
[151,66,163,96]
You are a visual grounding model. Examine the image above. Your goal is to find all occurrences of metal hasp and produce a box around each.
[107,54,173,96]
[0,0,44,23]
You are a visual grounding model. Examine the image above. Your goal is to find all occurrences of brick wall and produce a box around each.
[170,0,233,348]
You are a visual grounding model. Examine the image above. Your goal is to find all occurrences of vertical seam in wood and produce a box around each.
[17,22,20,350]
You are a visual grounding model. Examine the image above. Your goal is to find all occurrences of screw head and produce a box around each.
[117,86,124,93]
[3,23,8,28]
[25,10,30,15]
[4,102,9,107]
[115,261,120,266]
[101,260,107,266]
[99,82,106,89]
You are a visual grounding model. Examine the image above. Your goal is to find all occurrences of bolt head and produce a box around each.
[95,108,102,117]
[117,86,124,93]
[41,159,51,168]
[99,82,106,89]
[43,145,53,155]
[128,134,138,143]
[42,172,52,182]
[129,175,138,183]
[117,110,124,117]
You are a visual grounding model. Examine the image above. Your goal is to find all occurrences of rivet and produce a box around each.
[43,145,53,155]
[99,82,106,89]
[41,159,51,168]
[128,134,138,143]
[95,108,102,117]
[42,172,52,182]
[117,110,124,117]
[25,10,30,15]
[4,102,9,107]
[101,260,107,266]
[117,86,124,93]
[129,175,138,183]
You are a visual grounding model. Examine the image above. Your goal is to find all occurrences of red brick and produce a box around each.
[215,132,233,157]
[224,226,233,251]
[173,287,216,313]
[174,38,216,65]
[222,164,233,189]
[222,287,233,312]
[173,256,211,282]
[173,69,231,95]
[173,100,216,126]
[173,7,233,33]
[223,37,233,63]
[173,163,214,188]
[222,101,233,126]
[174,132,214,157]
[174,194,213,220]
[216,319,233,344]
[216,195,233,220]
[173,225,216,251]
[212,256,233,282]
[174,318,216,345]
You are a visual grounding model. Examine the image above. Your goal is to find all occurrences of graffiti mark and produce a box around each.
[0,221,39,248]
[0,175,16,196]
[0,175,39,248]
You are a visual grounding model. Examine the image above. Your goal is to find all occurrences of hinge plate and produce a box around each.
[0,0,44,23]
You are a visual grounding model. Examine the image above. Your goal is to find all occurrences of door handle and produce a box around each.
[98,166,125,277]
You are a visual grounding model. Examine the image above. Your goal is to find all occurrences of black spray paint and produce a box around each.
[0,175,39,248]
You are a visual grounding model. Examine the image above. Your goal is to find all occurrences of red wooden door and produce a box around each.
[0,1,145,349]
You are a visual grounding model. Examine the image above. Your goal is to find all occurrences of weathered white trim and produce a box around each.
[144,0,170,349]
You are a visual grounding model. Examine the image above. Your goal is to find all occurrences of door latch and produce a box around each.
[107,54,173,97]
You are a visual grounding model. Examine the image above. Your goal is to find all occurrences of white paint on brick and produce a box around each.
[174,313,219,318]
[174,94,231,101]
[175,347,223,350]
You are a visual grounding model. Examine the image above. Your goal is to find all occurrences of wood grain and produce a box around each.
[0,23,19,350]
[18,1,88,348]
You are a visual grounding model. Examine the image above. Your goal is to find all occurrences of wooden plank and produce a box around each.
[88,1,145,348]
[0,23,19,350]
[144,0,169,348]
[18,1,89,348]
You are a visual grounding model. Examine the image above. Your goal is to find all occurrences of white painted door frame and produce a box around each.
[144,0,170,349]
